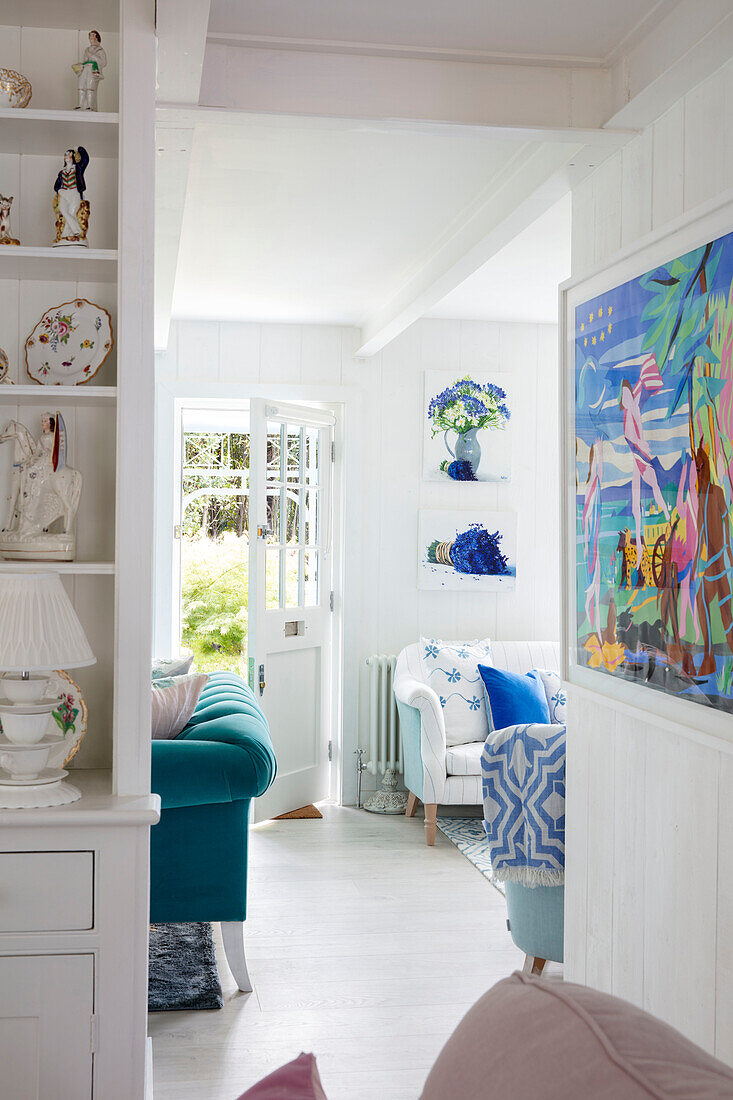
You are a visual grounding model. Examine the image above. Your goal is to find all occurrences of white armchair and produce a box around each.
[393,640,560,845]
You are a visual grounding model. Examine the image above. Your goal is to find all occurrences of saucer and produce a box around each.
[0,767,68,786]
[0,733,65,749]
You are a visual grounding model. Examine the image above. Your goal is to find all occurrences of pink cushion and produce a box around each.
[151,673,207,740]
[421,971,733,1099]
[236,1053,328,1099]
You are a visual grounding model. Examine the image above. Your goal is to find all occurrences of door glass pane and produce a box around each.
[284,490,300,545]
[285,549,299,607]
[266,549,280,609]
[305,429,320,483]
[304,550,318,606]
[266,494,280,542]
[286,424,301,482]
[266,425,281,479]
[304,488,319,546]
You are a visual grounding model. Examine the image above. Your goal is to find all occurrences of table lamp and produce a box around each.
[0,573,95,807]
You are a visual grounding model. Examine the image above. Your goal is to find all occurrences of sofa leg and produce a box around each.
[221,921,253,992]
[523,955,547,977]
[406,792,419,818]
[424,803,437,846]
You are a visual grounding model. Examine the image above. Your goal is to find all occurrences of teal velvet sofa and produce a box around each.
[150,671,276,991]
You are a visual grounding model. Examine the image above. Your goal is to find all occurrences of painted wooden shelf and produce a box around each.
[0,108,119,157]
[0,385,117,405]
[0,560,115,574]
[0,246,118,281]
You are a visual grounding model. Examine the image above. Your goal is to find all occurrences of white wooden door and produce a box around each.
[248,400,335,820]
[0,954,94,1099]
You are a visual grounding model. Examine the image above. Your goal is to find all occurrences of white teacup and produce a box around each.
[0,704,54,745]
[0,742,52,780]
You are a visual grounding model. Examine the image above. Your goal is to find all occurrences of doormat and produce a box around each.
[274,804,323,819]
[437,817,504,896]
[148,922,223,1011]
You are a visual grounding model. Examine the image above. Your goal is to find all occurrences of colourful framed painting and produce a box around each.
[564,203,733,716]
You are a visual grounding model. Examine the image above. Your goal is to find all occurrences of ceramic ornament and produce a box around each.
[72,31,107,111]
[0,68,32,108]
[0,195,19,246]
[25,298,113,386]
[53,146,90,247]
[0,412,82,561]
[0,348,8,383]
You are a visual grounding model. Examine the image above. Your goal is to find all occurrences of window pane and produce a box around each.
[285,549,299,607]
[304,550,318,606]
[266,424,281,480]
[284,489,299,545]
[266,549,280,609]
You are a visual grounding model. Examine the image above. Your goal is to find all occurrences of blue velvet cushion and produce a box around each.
[477,664,550,731]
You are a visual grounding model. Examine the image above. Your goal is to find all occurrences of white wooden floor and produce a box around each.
[149,805,538,1100]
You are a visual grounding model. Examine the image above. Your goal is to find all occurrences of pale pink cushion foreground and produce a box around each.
[151,673,207,740]
[421,971,733,1099]
[236,1053,328,1099]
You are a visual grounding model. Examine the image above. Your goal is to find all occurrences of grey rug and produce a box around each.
[148,922,223,1011]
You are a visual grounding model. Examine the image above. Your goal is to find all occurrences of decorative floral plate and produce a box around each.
[0,68,32,109]
[43,672,88,768]
[25,298,114,386]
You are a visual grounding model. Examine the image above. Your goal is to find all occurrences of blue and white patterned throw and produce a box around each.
[481,722,565,887]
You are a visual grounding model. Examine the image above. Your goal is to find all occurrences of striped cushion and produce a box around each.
[446,742,484,776]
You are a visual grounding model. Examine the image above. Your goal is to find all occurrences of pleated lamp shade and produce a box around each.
[0,573,96,672]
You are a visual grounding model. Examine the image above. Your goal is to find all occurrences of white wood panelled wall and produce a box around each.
[566,57,733,1061]
[156,317,559,795]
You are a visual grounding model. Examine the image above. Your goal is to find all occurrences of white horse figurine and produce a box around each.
[0,415,82,560]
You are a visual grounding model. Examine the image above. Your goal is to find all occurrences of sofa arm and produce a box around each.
[394,668,446,804]
[152,711,277,810]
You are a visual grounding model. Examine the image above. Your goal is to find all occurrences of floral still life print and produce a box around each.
[419,510,516,591]
[574,225,733,713]
[423,371,512,482]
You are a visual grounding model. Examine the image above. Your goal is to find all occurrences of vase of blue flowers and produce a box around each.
[427,376,510,480]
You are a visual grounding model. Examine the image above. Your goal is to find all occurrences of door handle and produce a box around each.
[257,525,271,540]
[258,663,266,696]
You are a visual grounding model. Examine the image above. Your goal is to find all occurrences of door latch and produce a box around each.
[258,663,266,696]
[173,524,182,539]
[257,524,271,540]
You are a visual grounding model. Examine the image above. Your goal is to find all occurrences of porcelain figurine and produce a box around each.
[72,31,107,111]
[0,413,82,561]
[52,147,90,247]
[0,68,32,108]
[0,195,19,245]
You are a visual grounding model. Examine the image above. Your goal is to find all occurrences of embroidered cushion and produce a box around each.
[477,664,550,731]
[528,668,567,723]
[236,1052,328,1099]
[151,653,193,680]
[420,637,493,747]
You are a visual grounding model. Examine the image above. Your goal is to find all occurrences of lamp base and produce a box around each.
[0,779,81,808]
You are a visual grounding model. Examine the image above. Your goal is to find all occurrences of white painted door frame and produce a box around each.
[153,381,362,806]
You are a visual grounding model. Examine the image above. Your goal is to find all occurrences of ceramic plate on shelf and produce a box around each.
[43,672,87,768]
[25,298,114,386]
[0,68,32,108]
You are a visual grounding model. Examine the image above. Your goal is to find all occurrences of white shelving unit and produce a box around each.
[0,2,157,1097]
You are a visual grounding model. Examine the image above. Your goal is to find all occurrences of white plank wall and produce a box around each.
[157,316,560,784]
[566,56,733,1059]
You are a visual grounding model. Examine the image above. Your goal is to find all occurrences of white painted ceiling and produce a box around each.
[170,117,564,325]
[426,194,571,323]
[208,0,672,62]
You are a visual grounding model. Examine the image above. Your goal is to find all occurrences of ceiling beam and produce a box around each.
[156,0,212,104]
[199,45,614,131]
[355,142,599,358]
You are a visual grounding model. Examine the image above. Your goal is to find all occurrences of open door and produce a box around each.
[248,400,335,820]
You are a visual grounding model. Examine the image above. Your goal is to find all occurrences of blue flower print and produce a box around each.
[551,689,566,708]
[446,668,462,683]
[456,647,469,659]
[424,642,439,659]
[468,697,481,711]
[439,696,447,708]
